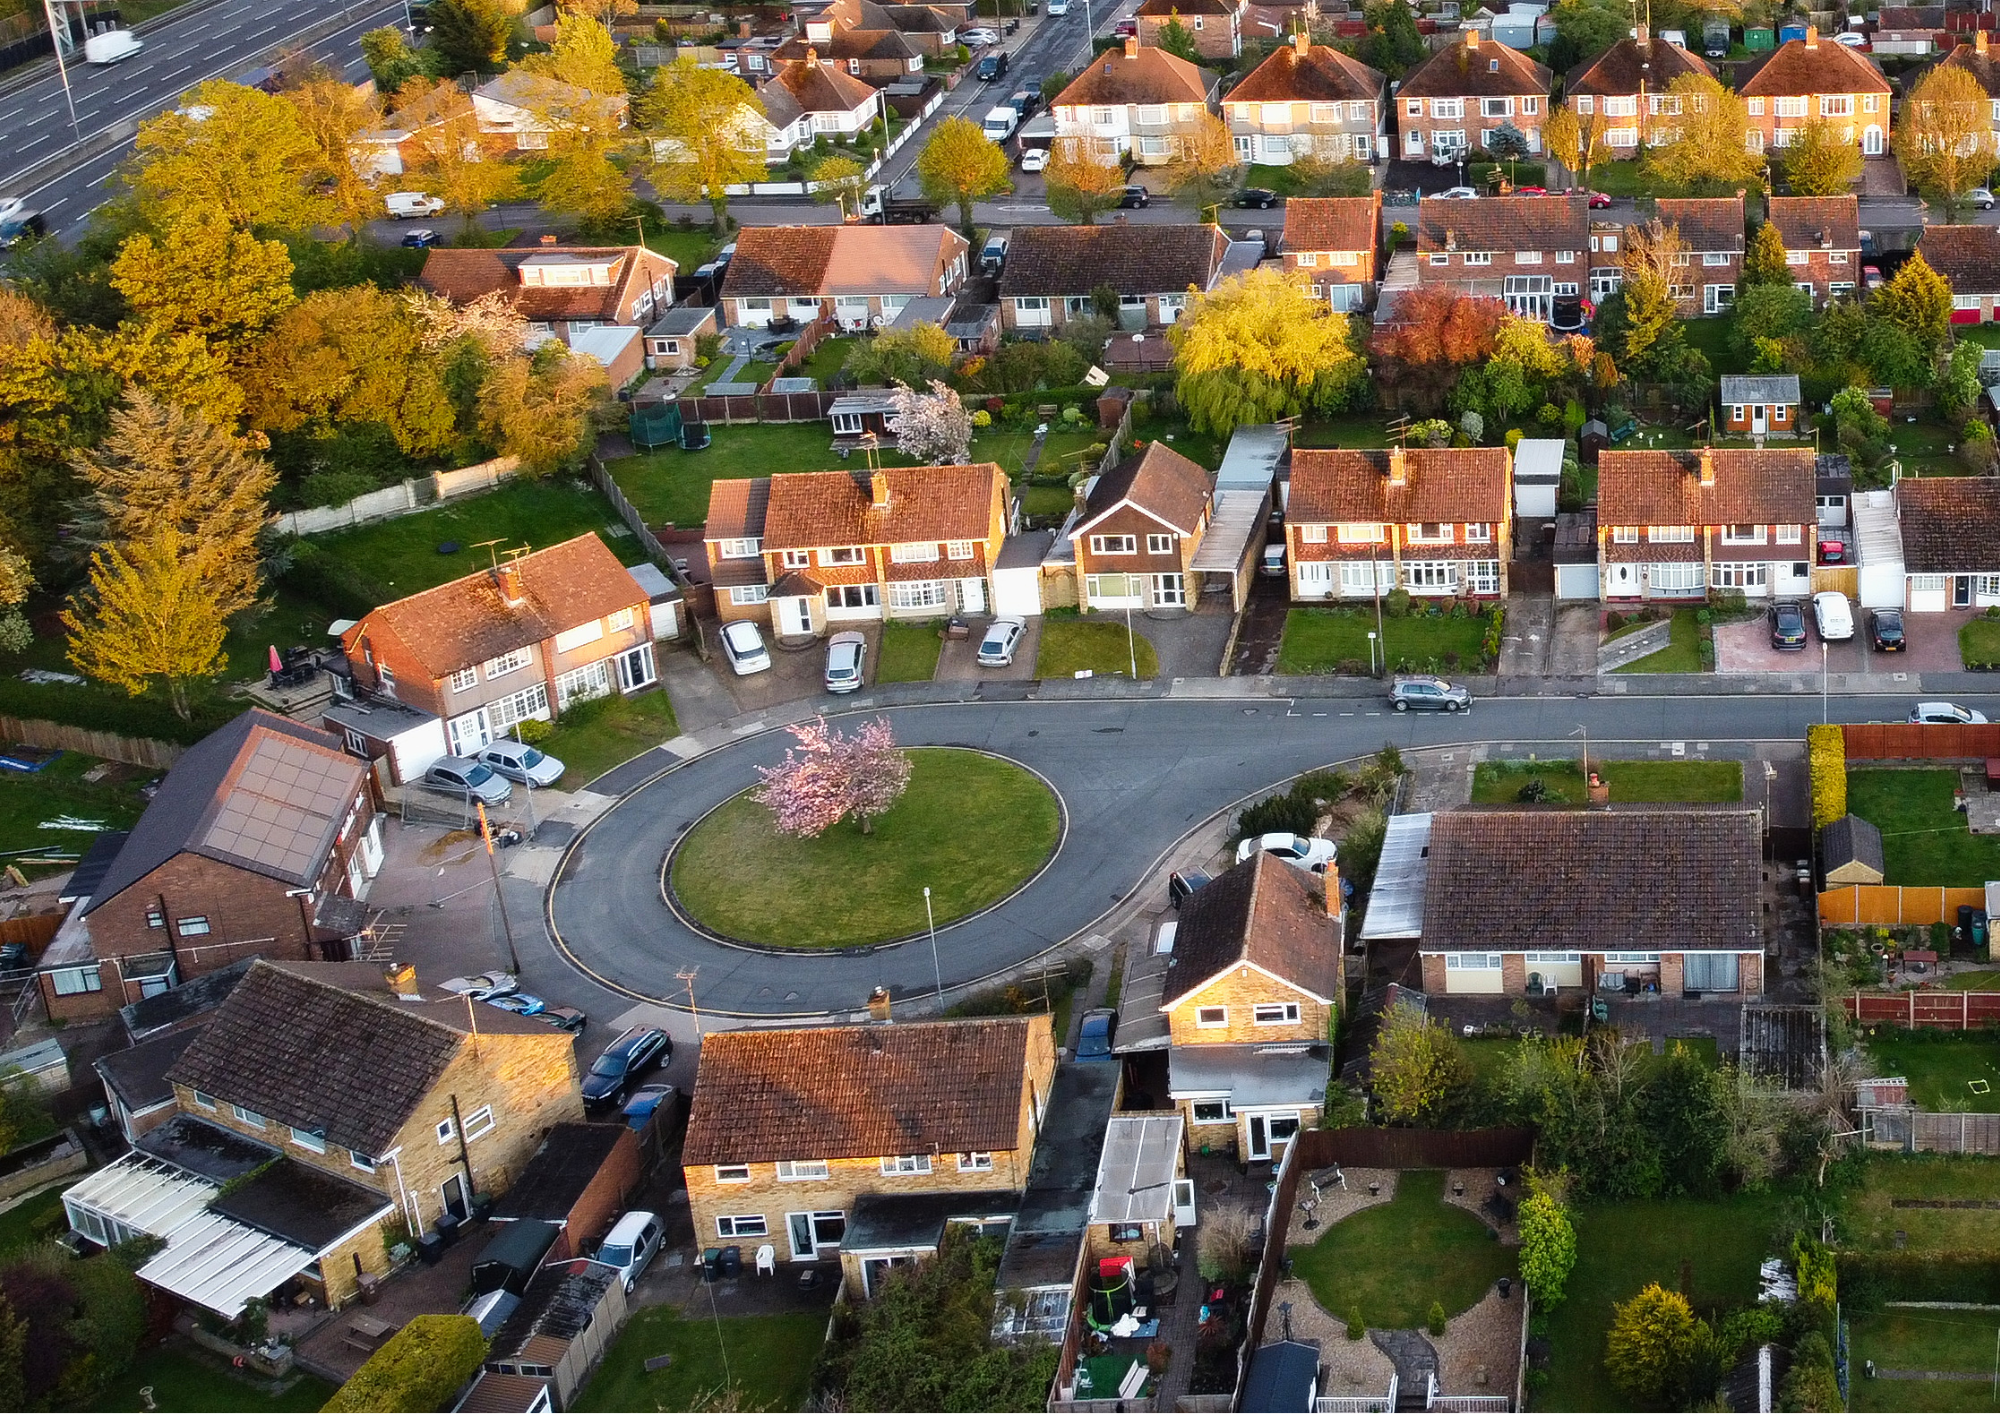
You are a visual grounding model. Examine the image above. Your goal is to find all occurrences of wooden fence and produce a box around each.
[585,455,673,572]
[1307,1126,1537,1170]
[1859,1107,2000,1155]
[1841,722,2000,760]
[678,390,841,426]
[1820,885,1988,926]
[1844,990,2000,1028]
[0,716,182,769]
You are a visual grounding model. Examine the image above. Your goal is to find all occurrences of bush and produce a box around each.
[514,718,553,745]
[300,470,379,510]
[1807,723,1846,829]
[1237,790,1318,841]
[971,409,992,427]
[1606,610,1626,631]
[1347,1305,1366,1340]
[324,1314,488,1412]
[1383,588,1412,618]
[1836,1252,2000,1311]
[1427,1300,1447,1336]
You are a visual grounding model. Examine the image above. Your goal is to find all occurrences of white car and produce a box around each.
[1832,30,1866,45]
[720,620,771,675]
[825,631,867,693]
[1438,186,1479,199]
[977,617,1026,666]
[1235,832,1338,873]
[1812,591,1854,642]
[385,191,446,219]
[961,26,1000,44]
[1020,146,1049,173]
[1910,702,1989,725]
[1971,188,1997,211]
[476,739,566,788]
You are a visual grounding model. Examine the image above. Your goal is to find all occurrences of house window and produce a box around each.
[782,549,811,569]
[1295,252,1318,268]
[946,540,974,560]
[463,1105,495,1141]
[959,1152,994,1172]
[1465,523,1492,543]
[719,537,762,559]
[1711,562,1770,588]
[290,1126,326,1153]
[48,966,101,996]
[888,581,948,610]
[1606,951,1661,964]
[1337,523,1383,543]
[1147,533,1175,554]
[435,1118,455,1144]
[1467,561,1499,595]
[1704,252,1732,267]
[1785,250,1809,265]
[1407,523,1451,543]
[1776,525,1803,544]
[882,1155,933,1175]
[484,647,531,679]
[1515,251,1543,265]
[449,667,479,693]
[1651,562,1704,592]
[232,1104,266,1129]
[145,905,164,929]
[729,586,769,606]
[1328,251,1359,267]
[1722,524,1765,545]
[192,1091,216,1109]
[1430,253,1450,266]
[1152,574,1185,607]
[351,1151,376,1174]
[1301,525,1329,543]
[821,547,865,566]
[1612,527,1639,544]
[176,916,210,937]
[776,1160,829,1181]
[1731,405,1746,421]
[1820,95,1853,117]
[715,1165,752,1183]
[1090,534,1138,554]
[1556,251,1576,264]
[1480,97,1512,118]
[553,621,604,654]
[1774,96,1808,118]
[607,608,635,633]
[1404,561,1458,589]
[1604,95,1638,118]
[1445,953,1504,970]
[1196,1006,1228,1027]
[1649,526,1695,543]
[1463,252,1493,266]
[891,542,939,563]
[1190,1100,1233,1123]
[717,1215,768,1237]
[825,584,879,610]
[1253,1003,1301,1025]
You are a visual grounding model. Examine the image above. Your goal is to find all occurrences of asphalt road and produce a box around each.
[545,689,1999,1018]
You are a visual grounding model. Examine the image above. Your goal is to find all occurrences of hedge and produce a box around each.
[323,1314,487,1413]
[1836,1252,2000,1312]
[1807,723,1846,829]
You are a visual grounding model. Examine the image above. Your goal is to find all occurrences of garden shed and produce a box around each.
[1821,814,1885,886]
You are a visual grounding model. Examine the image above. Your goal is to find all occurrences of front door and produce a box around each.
[1247,1113,1268,1160]
[615,643,657,691]
[1752,404,1768,434]
[1956,576,1975,608]
[1863,125,1883,155]
[1609,562,1638,596]
[441,1173,471,1223]
[959,577,987,615]
[780,596,814,636]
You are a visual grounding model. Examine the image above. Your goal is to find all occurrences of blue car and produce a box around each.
[1077,1009,1116,1060]
[486,992,546,1017]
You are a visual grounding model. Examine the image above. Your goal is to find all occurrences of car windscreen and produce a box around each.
[599,1243,633,1267]
[464,763,497,785]
[589,1053,628,1078]
[517,748,544,768]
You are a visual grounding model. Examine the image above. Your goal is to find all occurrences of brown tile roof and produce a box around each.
[1939,39,2000,98]
[1565,35,1715,95]
[1079,441,1212,534]
[1897,477,2000,574]
[718,226,836,298]
[759,463,1006,549]
[1164,852,1341,1008]
[1738,32,1890,94]
[1137,0,1237,13]
[1916,224,2000,294]
[773,27,921,60]
[1656,196,1745,253]
[1226,38,1384,103]
[682,1017,1036,1164]
[1416,195,1589,254]
[1765,195,1862,252]
[768,51,880,113]
[720,226,966,300]
[342,533,643,681]
[999,223,1229,297]
[417,245,675,325]
[1421,807,1765,954]
[1284,195,1381,255]
[1289,447,1508,523]
[1596,448,1816,526]
[1054,42,1211,106]
[1398,35,1550,98]
[705,477,771,541]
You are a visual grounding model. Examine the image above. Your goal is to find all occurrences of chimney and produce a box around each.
[1465,27,1478,49]
[871,469,891,508]
[386,962,419,999]
[1699,446,1716,487]
[1445,226,1458,250]
[1324,859,1343,919]
[496,559,526,605]
[868,986,892,1022]
[1124,35,1138,57]
[1293,30,1309,56]
[1981,29,1991,55]
[1389,444,1407,488]
[1805,23,1818,48]
[1636,21,1648,47]
[738,16,751,36]
[539,233,557,246]
[805,45,819,66]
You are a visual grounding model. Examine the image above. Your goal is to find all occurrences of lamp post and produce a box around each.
[924,886,944,1004]
[1821,639,1830,725]
[1125,600,1137,679]
[1571,723,1588,785]
[475,801,522,975]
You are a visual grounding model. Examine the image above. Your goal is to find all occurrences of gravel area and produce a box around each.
[1433,1286,1526,1398]
[1283,1166,1398,1247]
[1441,1167,1521,1245]
[1270,1275,1399,1396]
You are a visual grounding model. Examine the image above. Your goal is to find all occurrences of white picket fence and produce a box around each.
[1315,1375,1397,1412]
[712,87,943,197]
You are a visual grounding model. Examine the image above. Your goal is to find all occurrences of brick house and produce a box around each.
[1285,445,1512,603]
[339,534,658,759]
[1564,30,1718,157]
[1415,808,1766,997]
[1135,0,1243,59]
[1162,852,1341,1167]
[1652,195,1746,315]
[36,710,381,1022]
[1895,477,2000,610]
[1596,446,1817,601]
[1050,38,1216,166]
[1281,194,1383,311]
[1719,374,1803,437]
[417,244,677,347]
[681,1016,1057,1297]
[1917,224,2000,322]
[998,223,1232,333]
[1763,195,1862,306]
[717,224,970,331]
[1069,442,1214,612]
[1936,30,2000,151]
[1396,31,1551,163]
[803,0,967,58]
[1224,34,1387,166]
[1416,195,1589,321]
[1738,27,1892,158]
[754,51,886,159]
[704,463,1012,635]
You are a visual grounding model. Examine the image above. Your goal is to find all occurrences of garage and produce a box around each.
[993,532,1050,617]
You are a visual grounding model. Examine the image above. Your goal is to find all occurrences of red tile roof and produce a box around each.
[1765,195,1862,252]
[1054,41,1211,106]
[1916,224,2000,294]
[1656,197,1745,253]
[705,478,771,541]
[759,463,1007,549]
[416,245,675,325]
[1289,446,1508,523]
[767,50,880,113]
[1939,38,2000,97]
[720,225,967,299]
[1596,448,1816,527]
[1284,195,1381,254]
[1165,852,1341,1007]
[1565,34,1715,95]
[1738,31,1891,94]
[1417,195,1590,254]
[1398,34,1550,98]
[1897,477,2000,574]
[1078,441,1212,534]
[1227,38,1385,103]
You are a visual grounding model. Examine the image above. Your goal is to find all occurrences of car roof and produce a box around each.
[723,620,762,645]
[604,1210,660,1242]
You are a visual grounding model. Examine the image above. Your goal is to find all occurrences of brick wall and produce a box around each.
[1166,968,1333,1047]
[1740,951,1764,995]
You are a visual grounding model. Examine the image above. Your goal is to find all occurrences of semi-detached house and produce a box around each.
[1936,30,2000,151]
[1762,195,1862,306]
[1564,30,1717,157]
[1223,33,1386,166]
[1737,26,1891,156]
[716,224,970,331]
[1050,38,1215,166]
[1134,0,1244,60]
[998,223,1232,332]
[1915,224,2000,323]
[1396,31,1550,162]
[1596,446,1817,601]
[1654,196,1746,316]
[1280,194,1383,311]
[1417,194,1588,322]
[1285,445,1512,602]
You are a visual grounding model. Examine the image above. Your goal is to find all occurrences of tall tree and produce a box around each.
[244,287,458,459]
[1872,250,1954,362]
[1164,111,1241,221]
[1154,11,1201,62]
[1170,267,1365,435]
[1612,218,1704,378]
[109,215,296,370]
[1357,0,1425,77]
[285,77,384,236]
[63,529,230,720]
[1044,138,1126,224]
[1895,63,1995,221]
[1741,220,1791,286]
[522,12,627,93]
[886,379,974,464]
[641,58,767,237]
[1369,286,1506,412]
[128,79,328,232]
[1782,116,1862,196]
[477,346,607,475]
[844,323,955,386]
[1548,0,1629,73]
[1517,1177,1577,1308]
[1543,102,1609,186]
[915,116,1011,237]
[530,103,634,229]
[807,154,867,219]
[400,79,521,233]
[1643,73,1762,193]
[361,25,425,93]
[428,0,514,76]
[1604,1284,1710,1408]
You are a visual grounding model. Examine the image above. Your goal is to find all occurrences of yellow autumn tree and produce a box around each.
[1170,267,1367,436]
[477,347,608,476]
[64,529,229,720]
[1044,138,1126,225]
[1895,63,1996,220]
[1642,73,1763,192]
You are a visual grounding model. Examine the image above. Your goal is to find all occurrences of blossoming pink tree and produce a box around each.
[753,715,913,837]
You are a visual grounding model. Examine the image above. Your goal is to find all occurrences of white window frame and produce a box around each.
[607,608,635,633]
[1651,562,1704,592]
[553,621,602,653]
[435,1117,455,1144]
[729,585,769,606]
[176,916,210,937]
[463,1105,495,1142]
[233,1104,266,1129]
[776,1159,830,1181]
[717,1215,769,1237]
[193,1091,216,1109]
[1337,523,1383,544]
[1445,953,1504,970]
[1146,533,1176,554]
[1612,526,1639,544]
[719,537,762,559]
[887,580,948,610]
[881,1154,933,1175]
[1465,523,1492,543]
[1195,1005,1228,1028]
[820,546,865,566]
[351,1151,376,1174]
[782,549,811,569]
[290,1126,326,1154]
[1721,524,1766,545]
[958,1152,994,1172]
[715,1164,752,1183]
[946,540,975,560]
[1253,1002,1301,1025]
[1190,1100,1233,1124]
[1090,534,1138,555]
[448,667,479,693]
[1649,525,1695,543]
[890,542,940,563]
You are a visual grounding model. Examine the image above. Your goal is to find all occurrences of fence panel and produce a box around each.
[1845,990,2000,1028]
[269,455,518,537]
[1308,1127,1536,1170]
[1861,1106,2000,1154]
[1842,722,2000,760]
[1820,885,1988,926]
[585,455,673,569]
[0,716,183,769]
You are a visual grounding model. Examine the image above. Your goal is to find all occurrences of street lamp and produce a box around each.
[1821,639,1830,725]
[924,886,944,1004]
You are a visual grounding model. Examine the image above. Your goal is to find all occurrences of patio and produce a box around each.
[291,1226,487,1383]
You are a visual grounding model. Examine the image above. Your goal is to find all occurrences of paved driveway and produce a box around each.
[1714,616,1868,675]
[937,615,1040,681]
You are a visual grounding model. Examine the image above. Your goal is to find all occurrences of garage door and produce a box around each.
[1555,563,1601,601]
[992,567,1043,617]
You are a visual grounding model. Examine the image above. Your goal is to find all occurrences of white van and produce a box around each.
[1047,0,1068,13]
[598,1210,664,1291]
[83,30,142,64]
[982,105,1019,141]
[385,191,446,219]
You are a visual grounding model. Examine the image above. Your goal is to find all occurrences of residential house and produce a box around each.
[1416,195,1589,321]
[1068,442,1214,612]
[1564,29,1718,157]
[1738,27,1891,157]
[644,304,718,371]
[756,51,884,160]
[716,224,970,330]
[1224,33,1387,166]
[1050,38,1216,166]
[95,1025,207,1145]
[35,710,381,1022]
[1762,195,1862,305]
[470,72,630,151]
[1916,224,2000,323]
[1285,445,1512,602]
[1162,852,1341,1167]
[1936,30,2000,153]
[681,1016,1057,1297]
[1396,31,1551,163]
[1654,196,1746,315]
[1719,374,1803,437]
[998,223,1232,333]
[704,463,1012,635]
[350,81,503,179]
[772,26,925,80]
[803,0,965,57]
[417,245,678,348]
[1416,807,1766,997]
[1596,446,1817,600]
[1280,194,1383,311]
[1135,0,1245,60]
[339,533,659,759]
[1895,476,2000,610]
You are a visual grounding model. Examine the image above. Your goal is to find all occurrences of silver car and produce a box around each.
[476,739,566,787]
[977,617,1026,666]
[424,756,513,804]
[825,631,867,693]
[720,620,771,675]
[1389,676,1470,712]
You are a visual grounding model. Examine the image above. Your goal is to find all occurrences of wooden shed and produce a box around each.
[1822,813,1885,887]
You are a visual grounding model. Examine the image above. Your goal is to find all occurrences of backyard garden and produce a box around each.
[1470,758,1743,806]
[575,1308,825,1413]
[1845,769,2000,888]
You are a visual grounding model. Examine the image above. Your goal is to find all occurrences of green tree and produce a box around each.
[1044,138,1127,224]
[1872,250,1953,362]
[285,77,385,236]
[1605,1283,1709,1407]
[1367,1000,1473,1125]
[1894,62,1994,221]
[845,323,956,386]
[1155,11,1201,62]
[1741,220,1791,287]
[521,11,626,93]
[399,78,522,233]
[1358,0,1426,77]
[1643,74,1763,193]
[0,1292,23,1414]
[1613,218,1694,375]
[361,25,425,93]
[641,58,767,237]
[429,0,514,75]
[531,109,634,229]
[109,215,297,370]
[808,153,867,219]
[1170,268,1366,436]
[1544,102,1609,186]
[1040,70,1071,102]
[1780,1332,1842,1412]
[1647,1045,1733,1196]
[1517,1179,1577,1308]
[1782,117,1862,196]
[1549,0,1629,72]
[915,115,1011,237]
[128,79,329,232]
[477,345,608,475]
[64,529,229,719]
[1727,282,1814,367]
[1937,340,1985,420]
[1164,111,1242,221]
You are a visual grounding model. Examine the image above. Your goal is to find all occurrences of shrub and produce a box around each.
[1237,790,1318,841]
[1347,1305,1366,1340]
[1517,776,1548,803]
[1384,588,1412,618]
[1606,610,1625,631]
[1427,1300,1447,1336]
[1390,221,1410,246]
[1807,723,1846,829]
[1196,1205,1258,1285]
[324,1314,487,1412]
[1518,1186,1577,1308]
[300,470,379,510]
[971,409,992,427]
[1505,428,1524,453]
[514,718,553,745]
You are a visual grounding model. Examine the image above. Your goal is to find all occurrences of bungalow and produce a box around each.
[1763,195,1863,306]
[1416,195,1589,321]
[1564,29,1718,157]
[417,244,678,347]
[470,71,629,151]
[1719,374,1802,437]
[1068,442,1214,612]
[1656,195,1746,316]
[998,223,1232,332]
[1135,0,1244,59]
[772,26,924,79]
[1050,38,1216,166]
[1896,476,2000,610]
[1396,31,1551,163]
[1285,445,1512,602]
[1280,193,1383,312]
[1597,446,1817,601]
[717,224,970,330]
[1916,224,2000,323]
[1738,26,1892,158]
[804,0,965,57]
[1224,33,1387,166]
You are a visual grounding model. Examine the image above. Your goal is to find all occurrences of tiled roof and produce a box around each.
[1565,35,1715,95]
[705,477,770,541]
[1421,807,1764,954]
[719,227,836,298]
[682,1018,1036,1164]
[1765,195,1862,252]
[1164,852,1341,1007]
[1283,195,1380,254]
[774,27,921,60]
[1227,39,1385,103]
[1719,374,1801,403]
[767,52,879,113]
[1939,39,2000,98]
[96,1025,206,1115]
[719,225,964,299]
[342,533,642,682]
[1398,35,1550,98]
[1288,447,1509,523]
[1656,197,1745,254]
[1417,195,1589,254]
[417,245,674,324]
[1897,476,2000,573]
[1080,442,1212,534]
[1738,32,1891,95]
[999,223,1229,297]
[1053,42,1210,106]
[1917,224,2000,294]
[1136,0,1236,13]
[1596,448,1816,526]
[760,463,1006,549]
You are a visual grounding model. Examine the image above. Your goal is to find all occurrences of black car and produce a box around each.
[1116,185,1150,208]
[582,1027,670,1109]
[539,1004,588,1034]
[1168,868,1212,910]
[974,52,1008,81]
[1232,187,1279,209]
[1768,600,1808,651]
[1870,607,1906,652]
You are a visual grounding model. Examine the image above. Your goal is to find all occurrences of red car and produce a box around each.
[1513,185,1549,196]
[1562,188,1613,208]
[1113,17,1136,35]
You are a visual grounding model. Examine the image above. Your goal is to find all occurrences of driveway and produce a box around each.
[1144,604,1235,679]
[937,614,1040,681]
[1229,574,1291,676]
[1714,616,1869,675]
[1897,608,1981,674]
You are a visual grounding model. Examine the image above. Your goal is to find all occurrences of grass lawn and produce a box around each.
[1850,1372,2000,1412]
[1851,1307,1998,1375]
[1963,617,2000,668]
[1469,758,1743,805]
[90,1346,334,1413]
[608,423,841,528]
[0,751,151,858]
[0,1186,66,1255]
[1277,608,1489,675]
[574,1308,825,1413]
[1022,483,1075,517]
[1541,1192,1782,1412]
[1290,1169,1516,1330]
[670,748,1060,947]
[1681,315,1747,377]
[1460,1036,1522,1083]
[639,225,719,274]
[1841,1154,2000,1255]
[1294,414,1401,452]
[1861,1032,2000,1113]
[1847,769,2000,888]
[1035,620,1159,679]
[875,621,941,683]
[1133,407,1225,470]
[540,688,679,788]
[1944,970,2000,990]
[798,335,857,386]
[1617,609,1707,673]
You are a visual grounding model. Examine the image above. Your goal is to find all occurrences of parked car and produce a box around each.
[1113,17,1136,35]
[1168,868,1212,909]
[401,228,440,248]
[977,616,1026,666]
[1910,701,1989,724]
[720,620,771,675]
[1260,542,1287,577]
[1235,832,1337,872]
[424,756,513,804]
[1389,675,1470,712]
[486,991,546,1017]
[1832,30,1866,45]
[621,1082,680,1132]
[962,25,1000,43]
[1585,190,1613,208]
[385,191,446,219]
[1232,187,1279,209]
[1437,185,1478,199]
[0,197,47,248]
[440,972,518,1001]
[980,234,1008,273]
[597,1210,665,1290]
[582,1027,671,1109]
[1869,607,1905,652]
[824,631,867,693]
[1767,600,1808,651]
[1971,188,1996,211]
[1020,146,1049,172]
[1116,184,1150,208]
[1812,591,1855,641]
[1863,264,1884,291]
[538,1004,588,1033]
[974,51,1008,81]
[1076,1009,1117,1060]
[476,739,565,788]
